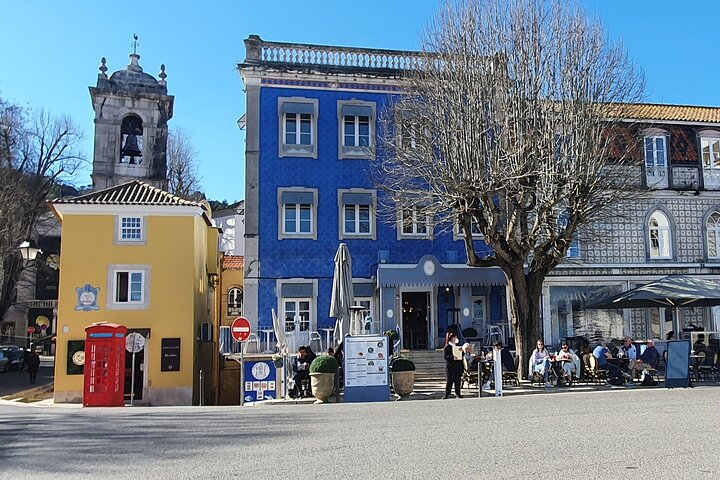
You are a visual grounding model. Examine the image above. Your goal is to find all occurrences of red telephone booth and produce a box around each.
[83,323,127,407]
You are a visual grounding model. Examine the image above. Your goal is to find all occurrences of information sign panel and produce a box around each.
[344,335,390,403]
[243,360,277,402]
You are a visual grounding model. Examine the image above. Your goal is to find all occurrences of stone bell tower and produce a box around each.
[89,49,174,190]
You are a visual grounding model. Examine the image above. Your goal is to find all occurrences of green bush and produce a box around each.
[462,328,478,339]
[310,354,339,374]
[385,329,399,341]
[391,357,415,372]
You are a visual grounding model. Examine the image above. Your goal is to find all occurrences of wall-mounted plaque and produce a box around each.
[161,338,181,372]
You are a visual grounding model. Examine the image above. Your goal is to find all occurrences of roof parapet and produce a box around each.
[242,34,423,75]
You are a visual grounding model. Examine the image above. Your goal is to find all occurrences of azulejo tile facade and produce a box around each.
[239,35,720,352]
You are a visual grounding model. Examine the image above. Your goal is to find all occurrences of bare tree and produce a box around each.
[167,127,202,199]
[375,0,645,376]
[0,97,85,323]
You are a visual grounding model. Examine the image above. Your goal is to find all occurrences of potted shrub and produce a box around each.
[390,357,416,399]
[309,355,338,403]
[271,354,284,368]
[462,327,478,340]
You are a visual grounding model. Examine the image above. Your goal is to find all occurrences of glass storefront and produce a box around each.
[547,284,625,347]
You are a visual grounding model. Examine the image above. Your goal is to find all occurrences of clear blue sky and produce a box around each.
[2,1,719,202]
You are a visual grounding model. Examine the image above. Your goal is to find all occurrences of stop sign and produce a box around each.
[231,317,252,342]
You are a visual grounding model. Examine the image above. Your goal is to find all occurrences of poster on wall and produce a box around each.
[344,335,389,388]
[161,338,181,371]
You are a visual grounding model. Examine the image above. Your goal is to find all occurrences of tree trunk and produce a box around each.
[506,266,545,379]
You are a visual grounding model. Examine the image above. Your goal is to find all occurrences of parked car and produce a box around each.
[0,351,8,373]
[0,345,26,371]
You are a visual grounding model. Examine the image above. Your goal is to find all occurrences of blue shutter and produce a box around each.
[342,192,373,205]
[281,191,314,204]
[282,102,314,115]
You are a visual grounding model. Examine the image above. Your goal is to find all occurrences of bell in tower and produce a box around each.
[120,115,143,164]
[89,43,174,191]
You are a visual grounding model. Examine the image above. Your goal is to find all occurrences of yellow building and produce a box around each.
[49,180,221,405]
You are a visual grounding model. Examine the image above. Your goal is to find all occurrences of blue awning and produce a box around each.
[377,255,506,288]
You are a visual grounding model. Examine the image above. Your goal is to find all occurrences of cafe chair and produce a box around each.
[502,356,519,387]
[584,354,607,385]
[698,352,718,382]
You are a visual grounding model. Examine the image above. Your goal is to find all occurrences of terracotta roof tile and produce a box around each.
[609,103,720,123]
[222,255,244,270]
[50,180,205,208]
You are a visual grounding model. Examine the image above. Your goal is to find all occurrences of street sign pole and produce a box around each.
[240,349,244,407]
[130,349,136,407]
[231,317,252,407]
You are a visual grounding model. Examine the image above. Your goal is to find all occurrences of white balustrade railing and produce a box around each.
[247,37,423,71]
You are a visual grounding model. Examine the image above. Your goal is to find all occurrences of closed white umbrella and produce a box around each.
[330,243,354,344]
[271,308,288,356]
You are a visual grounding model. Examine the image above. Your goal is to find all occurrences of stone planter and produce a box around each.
[310,372,335,403]
[391,371,415,399]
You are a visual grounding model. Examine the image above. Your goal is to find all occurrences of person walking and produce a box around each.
[26,347,40,384]
[443,332,464,399]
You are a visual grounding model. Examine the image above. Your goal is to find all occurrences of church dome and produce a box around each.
[97,53,167,95]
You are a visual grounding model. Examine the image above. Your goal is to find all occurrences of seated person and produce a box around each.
[693,334,707,355]
[709,334,719,355]
[291,346,312,398]
[528,339,552,387]
[617,337,638,372]
[593,339,629,383]
[555,341,580,384]
[630,339,660,378]
[494,341,515,373]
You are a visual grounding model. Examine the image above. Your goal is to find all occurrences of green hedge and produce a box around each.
[310,354,339,374]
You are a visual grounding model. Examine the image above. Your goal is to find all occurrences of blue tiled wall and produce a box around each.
[256,85,497,329]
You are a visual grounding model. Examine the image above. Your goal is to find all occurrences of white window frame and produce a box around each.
[228,286,243,316]
[115,215,146,245]
[337,101,376,160]
[643,133,668,188]
[706,211,720,260]
[107,265,151,310]
[277,279,318,334]
[282,298,312,332]
[278,97,318,159]
[454,216,483,240]
[398,206,432,239]
[338,189,376,240]
[701,136,720,169]
[648,211,672,259]
[277,188,318,240]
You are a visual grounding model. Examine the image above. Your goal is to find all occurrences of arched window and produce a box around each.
[706,212,720,259]
[227,287,243,316]
[648,211,671,259]
[120,115,143,164]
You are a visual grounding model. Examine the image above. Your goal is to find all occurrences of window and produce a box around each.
[454,216,482,239]
[399,207,431,238]
[338,102,375,159]
[557,211,580,259]
[278,98,318,158]
[278,189,317,239]
[706,212,720,259]
[648,211,672,259]
[115,271,144,303]
[120,216,142,241]
[283,299,310,332]
[644,135,668,188]
[279,281,315,333]
[701,137,720,170]
[228,287,243,316]
[339,190,375,239]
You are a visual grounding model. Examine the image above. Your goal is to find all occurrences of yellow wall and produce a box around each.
[54,212,216,404]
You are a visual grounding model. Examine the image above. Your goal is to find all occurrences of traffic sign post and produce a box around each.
[231,317,252,406]
[125,332,145,407]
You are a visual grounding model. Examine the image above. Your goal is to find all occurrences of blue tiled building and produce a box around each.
[239,36,720,352]
[239,36,508,350]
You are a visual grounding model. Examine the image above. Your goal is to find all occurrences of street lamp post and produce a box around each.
[17,240,41,349]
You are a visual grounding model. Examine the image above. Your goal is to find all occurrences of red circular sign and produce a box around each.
[230,317,252,342]
[27,326,36,334]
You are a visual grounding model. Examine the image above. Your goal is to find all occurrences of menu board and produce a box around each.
[344,335,389,387]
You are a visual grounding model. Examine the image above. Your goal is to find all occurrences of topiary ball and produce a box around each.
[391,357,415,372]
[462,328,478,339]
[310,354,339,374]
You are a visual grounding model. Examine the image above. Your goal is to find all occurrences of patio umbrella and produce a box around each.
[271,308,288,356]
[590,275,720,334]
[330,243,354,344]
